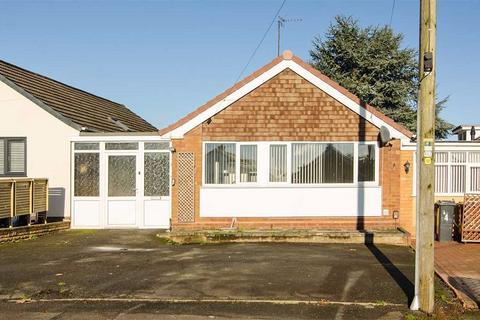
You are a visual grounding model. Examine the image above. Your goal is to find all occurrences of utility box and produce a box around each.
[436,201,456,242]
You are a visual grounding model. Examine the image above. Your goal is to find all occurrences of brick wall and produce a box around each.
[202,69,379,142]
[380,140,401,220]
[171,68,410,230]
[399,150,416,234]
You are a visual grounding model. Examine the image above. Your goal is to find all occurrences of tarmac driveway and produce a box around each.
[0,229,415,306]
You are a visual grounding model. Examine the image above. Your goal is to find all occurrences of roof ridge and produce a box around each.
[0,58,126,107]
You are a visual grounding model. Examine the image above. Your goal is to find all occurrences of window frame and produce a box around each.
[432,150,480,195]
[202,141,379,187]
[0,137,27,177]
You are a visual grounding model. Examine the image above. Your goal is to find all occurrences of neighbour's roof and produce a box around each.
[0,59,157,132]
[452,125,480,133]
[159,50,413,138]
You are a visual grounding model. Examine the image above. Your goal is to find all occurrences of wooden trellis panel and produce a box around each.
[462,194,480,242]
[177,152,195,223]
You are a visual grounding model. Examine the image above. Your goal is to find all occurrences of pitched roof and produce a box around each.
[0,59,157,132]
[159,51,413,139]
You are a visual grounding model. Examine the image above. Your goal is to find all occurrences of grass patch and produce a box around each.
[403,277,479,320]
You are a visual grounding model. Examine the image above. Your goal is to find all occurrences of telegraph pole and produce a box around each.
[411,0,436,314]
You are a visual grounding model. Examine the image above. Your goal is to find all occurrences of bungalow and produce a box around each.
[160,51,419,232]
[0,59,171,229]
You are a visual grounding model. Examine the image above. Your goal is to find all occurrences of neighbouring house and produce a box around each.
[0,59,172,229]
[452,125,480,141]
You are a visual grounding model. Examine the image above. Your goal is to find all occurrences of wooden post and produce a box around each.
[412,0,436,314]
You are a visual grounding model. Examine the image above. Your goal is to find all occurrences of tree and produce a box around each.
[310,15,453,139]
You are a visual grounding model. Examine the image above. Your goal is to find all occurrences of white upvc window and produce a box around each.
[291,142,354,184]
[204,143,236,184]
[432,150,480,195]
[269,144,288,183]
[239,144,257,183]
[203,141,379,187]
[0,137,27,177]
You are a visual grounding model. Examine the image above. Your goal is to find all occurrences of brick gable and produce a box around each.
[201,68,380,141]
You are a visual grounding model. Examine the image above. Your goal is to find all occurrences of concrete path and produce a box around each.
[435,241,480,309]
[0,229,416,319]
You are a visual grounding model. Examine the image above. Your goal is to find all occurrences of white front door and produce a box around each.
[142,150,171,228]
[106,153,139,227]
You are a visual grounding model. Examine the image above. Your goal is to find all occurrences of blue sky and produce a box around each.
[1,0,479,131]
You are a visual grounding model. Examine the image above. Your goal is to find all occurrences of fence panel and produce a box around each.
[462,193,480,242]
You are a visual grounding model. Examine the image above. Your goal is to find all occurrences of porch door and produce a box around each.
[106,153,139,227]
[142,150,171,228]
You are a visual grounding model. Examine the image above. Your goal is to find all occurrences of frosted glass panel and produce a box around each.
[74,143,99,150]
[108,155,136,197]
[105,142,138,150]
[74,153,99,197]
[144,142,169,150]
[144,153,169,196]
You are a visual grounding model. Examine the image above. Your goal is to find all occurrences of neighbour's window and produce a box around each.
[74,153,99,197]
[451,165,466,193]
[434,151,480,194]
[291,143,354,184]
[269,145,287,182]
[435,165,449,193]
[451,151,466,193]
[204,143,236,184]
[240,145,257,182]
[358,144,376,182]
[0,137,26,177]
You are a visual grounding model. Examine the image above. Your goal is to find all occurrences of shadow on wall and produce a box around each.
[48,187,65,218]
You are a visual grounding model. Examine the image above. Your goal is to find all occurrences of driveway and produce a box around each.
[435,241,480,309]
[0,229,416,319]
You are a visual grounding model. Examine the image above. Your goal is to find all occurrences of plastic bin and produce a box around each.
[436,201,456,242]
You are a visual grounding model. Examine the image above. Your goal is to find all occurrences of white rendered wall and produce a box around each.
[200,186,382,217]
[0,81,79,218]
